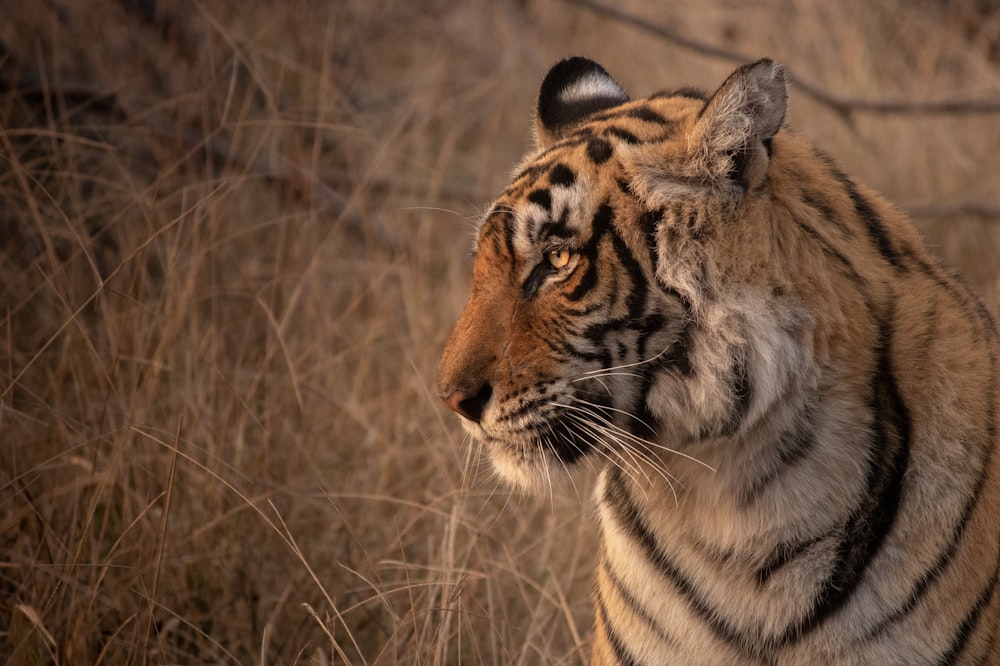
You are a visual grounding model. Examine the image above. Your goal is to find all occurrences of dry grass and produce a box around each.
[1,0,999,663]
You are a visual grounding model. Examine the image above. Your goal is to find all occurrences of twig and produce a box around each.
[905,201,1000,220]
[144,419,180,666]
[564,0,1000,116]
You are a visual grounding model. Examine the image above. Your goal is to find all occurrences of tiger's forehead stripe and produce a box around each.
[507,100,685,194]
[517,177,587,257]
[480,98,693,267]
[476,93,707,281]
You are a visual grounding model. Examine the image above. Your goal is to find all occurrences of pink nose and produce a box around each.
[439,384,491,423]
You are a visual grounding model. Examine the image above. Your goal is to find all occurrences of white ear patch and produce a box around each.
[558,72,628,106]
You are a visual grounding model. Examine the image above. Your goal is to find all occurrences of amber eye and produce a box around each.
[547,248,572,269]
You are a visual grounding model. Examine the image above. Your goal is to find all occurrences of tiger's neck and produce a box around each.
[592,373,901,660]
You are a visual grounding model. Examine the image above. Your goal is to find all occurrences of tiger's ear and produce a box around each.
[692,59,786,188]
[535,57,630,149]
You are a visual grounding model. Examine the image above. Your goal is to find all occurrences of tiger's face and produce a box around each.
[437,149,688,490]
[437,58,787,492]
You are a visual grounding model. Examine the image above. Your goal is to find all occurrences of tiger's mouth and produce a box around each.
[463,388,636,488]
[478,415,596,465]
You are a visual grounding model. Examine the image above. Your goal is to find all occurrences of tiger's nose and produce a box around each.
[440,383,493,423]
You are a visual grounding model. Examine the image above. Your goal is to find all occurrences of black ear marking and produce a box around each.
[536,57,629,146]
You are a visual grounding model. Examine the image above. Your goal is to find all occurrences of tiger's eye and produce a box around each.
[548,249,571,269]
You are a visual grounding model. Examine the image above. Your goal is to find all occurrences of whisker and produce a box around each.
[568,415,679,505]
[561,409,681,506]
[570,370,645,384]
[564,398,716,473]
[557,408,670,490]
[549,421,587,503]
[541,434,555,512]
[572,397,659,438]
[560,398,717,472]
[576,342,679,377]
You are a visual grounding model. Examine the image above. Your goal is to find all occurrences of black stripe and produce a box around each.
[651,86,708,101]
[832,170,908,270]
[602,558,677,648]
[561,302,605,317]
[972,614,1000,666]
[638,209,659,243]
[561,336,612,366]
[608,226,647,318]
[657,282,694,314]
[535,202,572,244]
[537,218,573,243]
[625,105,671,124]
[616,177,635,197]
[587,137,614,164]
[523,261,551,300]
[792,314,912,640]
[802,189,852,237]
[717,346,752,436]
[487,227,504,260]
[548,412,600,463]
[507,160,554,192]
[634,313,666,361]
[573,224,648,354]
[738,401,820,506]
[661,323,694,376]
[792,219,871,298]
[590,202,614,238]
[567,204,614,301]
[726,148,751,192]
[595,593,643,666]
[756,533,828,586]
[605,126,641,144]
[527,188,551,211]
[589,105,673,126]
[544,96,627,130]
[489,211,516,267]
[507,133,591,188]
[919,258,999,341]
[540,333,572,358]
[934,559,1000,666]
[602,467,758,657]
[863,455,991,638]
[865,345,999,638]
[567,257,598,302]
[549,163,576,187]
[581,318,632,348]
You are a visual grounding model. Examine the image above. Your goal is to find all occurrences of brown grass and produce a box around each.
[1,0,999,663]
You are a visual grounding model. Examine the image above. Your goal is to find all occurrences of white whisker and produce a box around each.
[557,399,716,474]
[576,342,679,377]
[556,405,673,487]
[560,410,677,505]
[570,370,645,384]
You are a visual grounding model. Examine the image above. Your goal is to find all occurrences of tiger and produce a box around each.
[435,56,1000,664]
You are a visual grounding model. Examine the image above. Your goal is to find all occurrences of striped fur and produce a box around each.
[436,58,1000,664]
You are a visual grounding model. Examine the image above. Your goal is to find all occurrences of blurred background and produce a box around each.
[1,1,998,663]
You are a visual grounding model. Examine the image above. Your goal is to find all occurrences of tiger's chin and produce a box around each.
[468,422,597,495]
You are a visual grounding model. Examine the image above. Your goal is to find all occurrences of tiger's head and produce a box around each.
[437,58,796,493]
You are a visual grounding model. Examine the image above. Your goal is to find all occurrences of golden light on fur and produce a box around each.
[437,57,1000,664]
